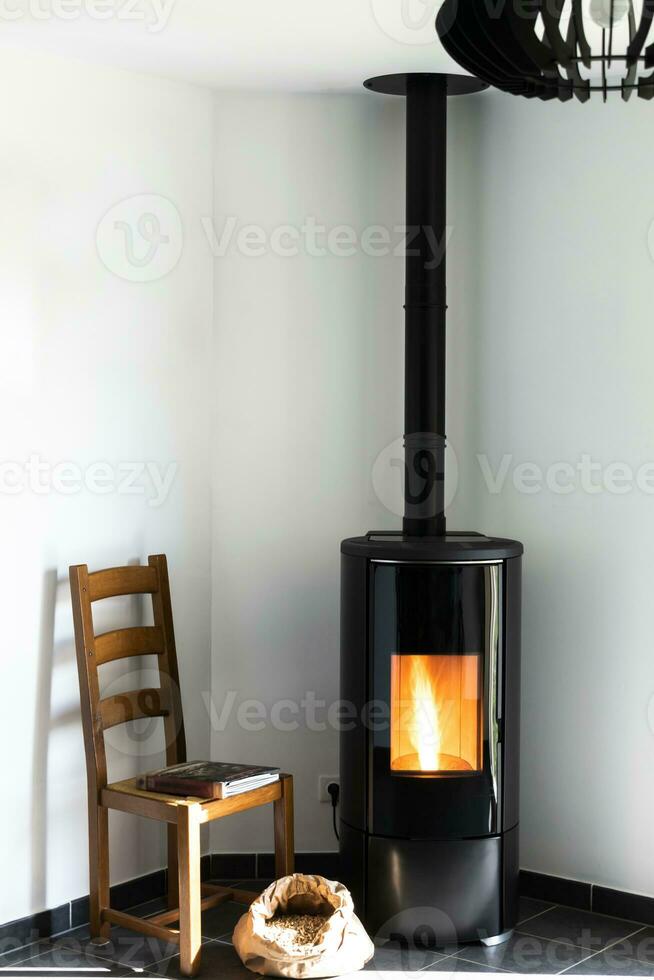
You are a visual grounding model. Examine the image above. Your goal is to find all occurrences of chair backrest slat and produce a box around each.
[149,554,187,770]
[99,687,170,730]
[95,626,164,666]
[88,565,159,602]
[70,554,186,794]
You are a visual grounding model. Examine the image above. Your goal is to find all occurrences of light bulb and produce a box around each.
[589,0,630,29]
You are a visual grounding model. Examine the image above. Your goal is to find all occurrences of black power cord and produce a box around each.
[327,781,340,841]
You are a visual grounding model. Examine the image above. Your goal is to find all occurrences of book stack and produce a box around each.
[138,761,280,800]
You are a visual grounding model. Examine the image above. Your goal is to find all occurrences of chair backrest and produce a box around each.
[69,554,187,795]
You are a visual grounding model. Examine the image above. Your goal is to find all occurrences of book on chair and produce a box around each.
[137,761,280,799]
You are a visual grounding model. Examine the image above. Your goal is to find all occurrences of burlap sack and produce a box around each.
[232,874,374,978]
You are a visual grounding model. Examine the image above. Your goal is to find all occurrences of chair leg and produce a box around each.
[89,803,111,944]
[178,803,202,977]
[167,825,179,910]
[274,774,295,878]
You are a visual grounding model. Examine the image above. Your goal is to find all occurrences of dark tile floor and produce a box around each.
[2,886,654,977]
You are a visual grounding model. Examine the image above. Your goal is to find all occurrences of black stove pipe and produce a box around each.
[402,75,447,537]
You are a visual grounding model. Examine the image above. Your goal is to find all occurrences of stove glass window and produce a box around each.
[390,654,482,773]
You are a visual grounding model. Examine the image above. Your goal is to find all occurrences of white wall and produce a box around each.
[210,92,401,854]
[210,87,654,898]
[447,91,654,897]
[5,54,654,923]
[0,47,213,924]
[209,92,480,854]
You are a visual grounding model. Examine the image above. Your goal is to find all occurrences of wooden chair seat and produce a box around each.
[102,774,287,825]
[70,555,294,978]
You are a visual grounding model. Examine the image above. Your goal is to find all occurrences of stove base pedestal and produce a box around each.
[340,823,519,945]
[481,930,514,947]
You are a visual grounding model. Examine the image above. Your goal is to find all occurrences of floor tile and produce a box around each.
[0,940,50,967]
[616,927,654,966]
[517,906,641,951]
[422,954,509,973]
[452,932,588,974]
[561,948,654,975]
[60,898,168,943]
[148,939,252,979]
[517,897,555,925]
[231,879,271,893]
[57,893,249,955]
[56,898,177,969]
[364,938,449,972]
[3,943,145,975]
[200,900,248,941]
[68,932,177,971]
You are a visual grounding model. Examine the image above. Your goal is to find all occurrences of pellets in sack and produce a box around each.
[265,913,329,953]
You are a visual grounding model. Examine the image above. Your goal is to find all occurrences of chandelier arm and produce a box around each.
[564,15,592,101]
[540,0,575,66]
[608,0,616,68]
[572,0,592,67]
[629,4,637,45]
[442,4,536,94]
[622,4,639,99]
[638,68,654,96]
[476,4,544,80]
[439,16,508,90]
[507,1,563,78]
[626,0,654,65]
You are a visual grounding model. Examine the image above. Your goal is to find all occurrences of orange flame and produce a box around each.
[390,654,482,773]
[408,656,440,770]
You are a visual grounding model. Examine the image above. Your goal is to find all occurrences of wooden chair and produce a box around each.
[69,554,294,977]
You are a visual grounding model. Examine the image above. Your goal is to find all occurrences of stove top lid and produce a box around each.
[341,531,523,562]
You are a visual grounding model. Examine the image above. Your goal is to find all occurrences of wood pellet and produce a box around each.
[265,913,329,953]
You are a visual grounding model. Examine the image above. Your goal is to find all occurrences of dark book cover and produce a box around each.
[137,760,280,799]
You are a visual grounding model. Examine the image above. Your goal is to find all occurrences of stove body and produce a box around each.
[339,532,521,943]
[338,74,523,945]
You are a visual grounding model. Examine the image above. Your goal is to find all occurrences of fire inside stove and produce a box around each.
[390,654,483,774]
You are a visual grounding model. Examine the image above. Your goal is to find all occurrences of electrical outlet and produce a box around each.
[318,775,339,802]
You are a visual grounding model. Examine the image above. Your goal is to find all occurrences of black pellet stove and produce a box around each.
[339,74,523,947]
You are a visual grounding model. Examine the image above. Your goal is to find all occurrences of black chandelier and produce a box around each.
[436,0,654,101]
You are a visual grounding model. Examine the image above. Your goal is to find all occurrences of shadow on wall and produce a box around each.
[30,558,167,916]
[31,568,56,913]
[31,569,80,913]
